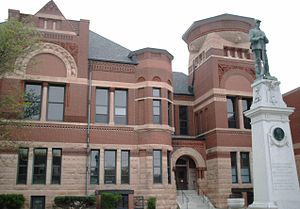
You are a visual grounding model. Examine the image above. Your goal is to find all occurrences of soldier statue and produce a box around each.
[249,19,276,80]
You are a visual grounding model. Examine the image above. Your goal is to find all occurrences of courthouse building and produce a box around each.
[0,1,299,209]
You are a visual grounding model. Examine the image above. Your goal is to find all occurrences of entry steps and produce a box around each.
[177,190,215,209]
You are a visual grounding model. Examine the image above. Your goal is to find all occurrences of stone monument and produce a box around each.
[245,20,300,209]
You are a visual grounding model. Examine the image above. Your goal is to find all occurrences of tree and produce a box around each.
[0,20,40,75]
[0,19,40,150]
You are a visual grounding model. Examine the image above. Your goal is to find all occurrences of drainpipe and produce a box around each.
[86,60,92,195]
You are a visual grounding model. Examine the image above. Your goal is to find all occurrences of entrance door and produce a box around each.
[175,166,188,190]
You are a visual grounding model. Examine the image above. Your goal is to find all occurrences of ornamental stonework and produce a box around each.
[218,63,255,83]
[93,62,136,74]
[47,40,78,63]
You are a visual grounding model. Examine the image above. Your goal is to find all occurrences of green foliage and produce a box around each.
[0,19,40,150]
[0,92,26,150]
[147,197,156,209]
[0,20,40,76]
[101,192,122,209]
[0,194,25,209]
[54,196,96,209]
[23,90,41,119]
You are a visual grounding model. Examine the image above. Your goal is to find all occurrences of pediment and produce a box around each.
[35,0,65,20]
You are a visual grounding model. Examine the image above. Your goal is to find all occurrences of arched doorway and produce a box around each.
[175,156,197,190]
[172,147,206,191]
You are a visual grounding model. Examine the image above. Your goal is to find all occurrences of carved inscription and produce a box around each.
[271,163,297,191]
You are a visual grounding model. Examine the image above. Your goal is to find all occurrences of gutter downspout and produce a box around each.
[86,60,92,195]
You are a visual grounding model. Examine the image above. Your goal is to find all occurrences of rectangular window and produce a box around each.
[230,152,238,183]
[241,152,251,183]
[153,88,161,97]
[227,97,237,128]
[168,102,172,126]
[153,100,161,124]
[51,148,62,184]
[90,150,99,184]
[17,148,29,184]
[167,151,171,184]
[121,150,130,184]
[242,98,252,129]
[31,196,45,209]
[33,148,47,184]
[47,85,65,121]
[179,106,188,135]
[153,150,162,183]
[104,150,116,184]
[115,90,127,125]
[96,88,109,123]
[24,84,42,120]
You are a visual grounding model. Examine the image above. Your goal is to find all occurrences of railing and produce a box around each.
[177,190,189,209]
[181,190,189,209]
[196,183,215,209]
[199,194,215,209]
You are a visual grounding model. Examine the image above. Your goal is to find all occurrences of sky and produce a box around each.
[1,0,299,93]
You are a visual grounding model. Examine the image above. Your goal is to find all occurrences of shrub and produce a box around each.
[101,192,122,209]
[54,196,96,209]
[0,194,25,209]
[147,197,156,209]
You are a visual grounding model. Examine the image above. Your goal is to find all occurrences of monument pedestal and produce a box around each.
[245,79,300,209]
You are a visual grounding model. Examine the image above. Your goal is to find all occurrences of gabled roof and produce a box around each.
[88,31,136,64]
[35,0,65,19]
[172,72,193,95]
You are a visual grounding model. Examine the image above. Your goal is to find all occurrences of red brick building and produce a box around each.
[1,1,298,209]
[283,88,300,184]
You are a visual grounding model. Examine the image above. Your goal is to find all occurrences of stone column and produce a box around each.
[109,88,114,125]
[235,49,238,58]
[227,48,231,57]
[116,149,121,184]
[46,148,52,184]
[128,194,134,209]
[237,151,242,184]
[27,147,33,184]
[99,149,104,185]
[40,82,48,121]
[237,98,245,129]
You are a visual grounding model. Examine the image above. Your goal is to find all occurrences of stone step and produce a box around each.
[176,190,213,209]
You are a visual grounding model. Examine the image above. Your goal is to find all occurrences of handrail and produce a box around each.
[198,189,215,209]
[181,190,189,209]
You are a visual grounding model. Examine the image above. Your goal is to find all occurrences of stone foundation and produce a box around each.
[206,157,231,208]
[0,142,177,209]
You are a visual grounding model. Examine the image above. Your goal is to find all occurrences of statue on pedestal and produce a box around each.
[249,19,276,80]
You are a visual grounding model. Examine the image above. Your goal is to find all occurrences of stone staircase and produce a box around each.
[177,190,215,209]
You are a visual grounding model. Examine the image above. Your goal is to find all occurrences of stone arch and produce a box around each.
[16,42,78,78]
[152,76,161,82]
[137,76,146,82]
[220,70,253,92]
[172,147,205,168]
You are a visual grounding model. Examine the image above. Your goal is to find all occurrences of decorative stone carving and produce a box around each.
[16,42,78,78]
[218,64,255,84]
[93,61,136,74]
[251,79,286,109]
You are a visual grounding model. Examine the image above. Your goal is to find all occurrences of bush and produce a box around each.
[0,194,25,209]
[54,196,96,209]
[101,192,122,209]
[147,197,156,209]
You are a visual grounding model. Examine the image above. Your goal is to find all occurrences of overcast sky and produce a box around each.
[1,0,299,93]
